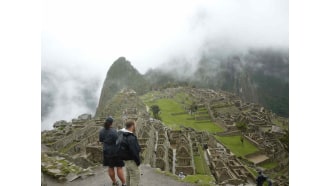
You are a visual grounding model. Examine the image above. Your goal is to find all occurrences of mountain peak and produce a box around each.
[112,57,129,67]
[95,57,149,117]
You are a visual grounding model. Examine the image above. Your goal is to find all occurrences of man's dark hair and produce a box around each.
[125,120,135,129]
[104,117,114,129]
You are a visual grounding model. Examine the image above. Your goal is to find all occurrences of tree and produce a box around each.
[151,105,161,120]
[240,135,244,145]
[236,121,247,133]
[189,102,198,115]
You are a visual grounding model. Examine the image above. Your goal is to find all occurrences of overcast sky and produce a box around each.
[41,0,288,130]
[42,0,288,74]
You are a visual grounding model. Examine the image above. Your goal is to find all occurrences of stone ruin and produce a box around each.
[206,135,254,185]
[162,87,289,185]
[168,130,195,175]
[42,87,289,185]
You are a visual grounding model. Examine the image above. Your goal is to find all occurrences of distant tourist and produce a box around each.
[267,178,273,186]
[178,172,185,179]
[117,120,141,186]
[256,170,272,186]
[203,143,208,150]
[99,117,126,186]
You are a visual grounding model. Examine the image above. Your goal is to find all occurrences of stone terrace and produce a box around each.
[42,87,288,185]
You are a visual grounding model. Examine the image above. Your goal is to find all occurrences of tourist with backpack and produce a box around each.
[117,120,141,186]
[99,117,126,186]
[256,170,266,186]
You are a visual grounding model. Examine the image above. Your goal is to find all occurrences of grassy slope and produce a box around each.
[141,92,224,133]
[194,156,205,174]
[194,145,211,175]
[215,135,259,157]
[157,99,223,132]
[141,90,287,185]
[190,144,214,185]
[141,91,219,185]
[260,161,278,169]
[183,174,216,186]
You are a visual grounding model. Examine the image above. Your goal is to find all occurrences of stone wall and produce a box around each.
[44,151,95,169]
[86,145,103,163]
[175,166,195,175]
[174,133,195,175]
[64,131,100,155]
[206,135,254,184]
[51,125,100,151]
[155,127,170,171]
[216,130,242,136]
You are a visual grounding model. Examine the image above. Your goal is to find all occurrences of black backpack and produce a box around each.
[114,132,129,159]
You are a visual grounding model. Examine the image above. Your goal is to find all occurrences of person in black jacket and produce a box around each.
[256,170,266,186]
[99,117,126,186]
[117,120,141,186]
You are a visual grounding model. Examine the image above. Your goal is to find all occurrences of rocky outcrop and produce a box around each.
[53,120,70,128]
[41,152,95,182]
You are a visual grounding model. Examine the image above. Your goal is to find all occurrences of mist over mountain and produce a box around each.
[41,67,101,130]
[42,1,288,131]
[92,49,288,119]
[42,47,288,131]
[145,48,289,117]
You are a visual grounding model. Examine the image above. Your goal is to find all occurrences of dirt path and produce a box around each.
[44,164,195,186]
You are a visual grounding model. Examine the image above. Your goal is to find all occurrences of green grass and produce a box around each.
[140,91,162,103]
[147,98,224,133]
[140,91,224,133]
[215,135,259,157]
[192,145,214,185]
[60,141,78,153]
[247,167,258,177]
[174,92,193,105]
[155,169,181,181]
[194,156,205,174]
[271,118,288,130]
[183,174,216,186]
[194,145,211,175]
[214,106,240,114]
[194,154,212,175]
[260,161,278,170]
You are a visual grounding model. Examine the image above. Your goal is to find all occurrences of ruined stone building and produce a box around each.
[42,87,288,185]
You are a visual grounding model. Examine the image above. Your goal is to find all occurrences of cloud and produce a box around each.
[42,0,288,130]
[41,63,101,130]
[43,0,287,72]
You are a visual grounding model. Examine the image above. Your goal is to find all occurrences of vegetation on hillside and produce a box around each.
[150,105,161,120]
[144,49,289,117]
[194,145,211,175]
[215,135,259,157]
[183,174,216,186]
[141,91,224,133]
